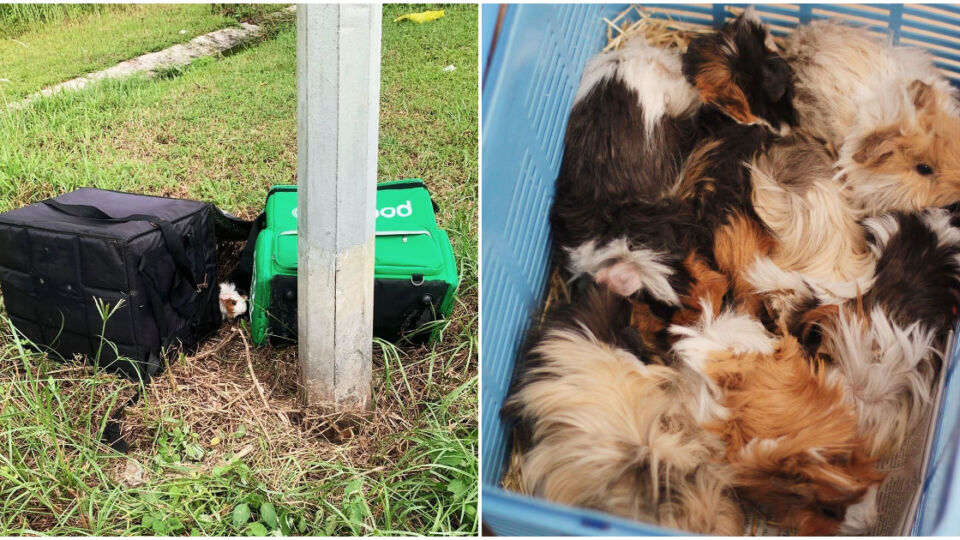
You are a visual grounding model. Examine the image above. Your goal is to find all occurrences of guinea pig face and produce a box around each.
[841,80,960,214]
[682,12,797,133]
[732,441,883,535]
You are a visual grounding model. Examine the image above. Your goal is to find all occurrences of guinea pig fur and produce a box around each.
[670,308,885,535]
[862,207,960,332]
[711,210,872,330]
[551,39,707,301]
[838,79,960,215]
[556,16,794,304]
[502,286,744,534]
[682,9,797,134]
[816,305,939,457]
[624,250,731,362]
[784,19,956,150]
[783,208,960,456]
[563,123,774,305]
[749,137,874,284]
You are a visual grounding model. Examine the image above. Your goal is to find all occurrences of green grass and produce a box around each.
[0,4,245,103]
[0,3,477,535]
[0,4,127,37]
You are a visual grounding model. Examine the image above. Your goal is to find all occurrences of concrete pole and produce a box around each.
[296,3,382,410]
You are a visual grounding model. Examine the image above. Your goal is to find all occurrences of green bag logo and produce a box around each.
[376,200,412,219]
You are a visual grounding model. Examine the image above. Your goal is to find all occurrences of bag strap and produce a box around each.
[42,199,201,291]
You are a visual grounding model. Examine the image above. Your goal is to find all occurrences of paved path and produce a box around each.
[8,6,294,111]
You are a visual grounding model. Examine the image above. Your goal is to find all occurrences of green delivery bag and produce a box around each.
[249,180,459,345]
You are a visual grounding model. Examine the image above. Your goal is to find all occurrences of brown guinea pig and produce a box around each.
[671,308,885,535]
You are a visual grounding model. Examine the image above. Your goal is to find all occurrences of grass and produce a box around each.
[0,4,127,37]
[0,3,477,535]
[0,4,286,103]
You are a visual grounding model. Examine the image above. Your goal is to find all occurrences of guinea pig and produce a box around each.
[219,282,248,320]
[838,79,960,215]
[784,20,960,213]
[670,306,885,535]
[862,207,960,332]
[502,285,744,535]
[551,39,700,255]
[784,19,952,149]
[749,137,874,284]
[709,138,876,328]
[550,38,704,302]
[682,8,797,134]
[710,209,872,332]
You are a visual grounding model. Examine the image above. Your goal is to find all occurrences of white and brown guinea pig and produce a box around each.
[219,282,248,320]
[713,138,876,327]
[784,20,960,214]
[748,137,873,284]
[550,38,700,251]
[670,305,884,535]
[502,286,743,535]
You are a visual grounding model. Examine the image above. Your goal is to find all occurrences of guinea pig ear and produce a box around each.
[761,56,790,102]
[851,129,898,164]
[908,80,935,112]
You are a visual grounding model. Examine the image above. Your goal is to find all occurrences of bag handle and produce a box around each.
[42,199,202,291]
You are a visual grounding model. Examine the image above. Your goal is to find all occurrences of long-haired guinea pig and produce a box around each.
[810,304,939,458]
[784,20,960,214]
[749,137,873,284]
[670,307,884,535]
[710,208,872,330]
[682,8,796,134]
[551,39,700,253]
[502,286,744,535]
[862,207,960,332]
[550,38,704,301]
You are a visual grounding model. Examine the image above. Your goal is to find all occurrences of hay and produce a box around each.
[601,5,774,53]
[113,323,454,489]
[602,5,714,53]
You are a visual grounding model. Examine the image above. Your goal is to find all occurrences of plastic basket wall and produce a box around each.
[481,3,960,536]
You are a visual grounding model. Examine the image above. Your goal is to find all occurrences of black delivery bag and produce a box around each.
[0,188,221,381]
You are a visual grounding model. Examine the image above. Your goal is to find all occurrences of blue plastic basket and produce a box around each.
[481,4,960,536]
